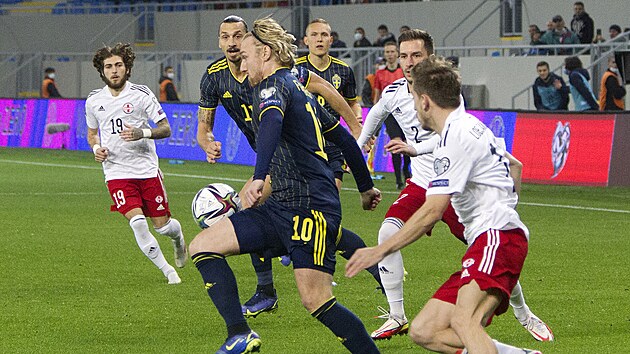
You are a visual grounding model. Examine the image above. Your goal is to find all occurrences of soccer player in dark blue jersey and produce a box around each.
[296,18,364,190]
[196,15,382,320]
[190,17,381,353]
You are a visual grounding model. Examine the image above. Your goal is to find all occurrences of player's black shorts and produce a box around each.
[384,114,404,140]
[324,144,347,181]
[230,199,341,275]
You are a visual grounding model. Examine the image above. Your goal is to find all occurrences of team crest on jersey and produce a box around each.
[433,157,450,176]
[332,74,341,89]
[462,258,475,268]
[122,102,134,114]
[260,87,277,100]
[155,195,163,203]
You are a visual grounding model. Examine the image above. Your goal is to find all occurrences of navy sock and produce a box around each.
[250,254,274,292]
[312,297,380,354]
[192,252,250,338]
[337,228,382,289]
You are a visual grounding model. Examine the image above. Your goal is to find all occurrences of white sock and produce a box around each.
[154,218,184,244]
[129,215,170,274]
[378,218,406,319]
[493,339,530,353]
[509,281,530,322]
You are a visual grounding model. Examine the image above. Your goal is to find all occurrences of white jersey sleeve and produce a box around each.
[426,111,528,244]
[357,98,390,148]
[85,88,102,130]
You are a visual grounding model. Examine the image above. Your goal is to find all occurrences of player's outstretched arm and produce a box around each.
[307,72,363,139]
[345,194,450,278]
[356,98,389,150]
[196,108,222,163]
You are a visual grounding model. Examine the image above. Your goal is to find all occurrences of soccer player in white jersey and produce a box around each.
[357,29,553,343]
[86,43,188,285]
[348,56,544,354]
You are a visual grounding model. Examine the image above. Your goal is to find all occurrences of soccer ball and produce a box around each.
[191,183,242,229]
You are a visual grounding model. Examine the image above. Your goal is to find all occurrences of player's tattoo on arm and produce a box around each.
[198,108,216,129]
[197,108,216,146]
[149,118,172,139]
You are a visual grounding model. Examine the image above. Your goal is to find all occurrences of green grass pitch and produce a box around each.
[1,147,629,353]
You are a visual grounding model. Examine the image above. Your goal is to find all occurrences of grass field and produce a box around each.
[1,147,629,353]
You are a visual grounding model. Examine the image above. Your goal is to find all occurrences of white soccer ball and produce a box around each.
[191,183,242,229]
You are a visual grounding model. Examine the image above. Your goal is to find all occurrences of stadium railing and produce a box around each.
[2,39,629,108]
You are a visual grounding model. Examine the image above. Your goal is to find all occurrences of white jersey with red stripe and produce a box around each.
[86,81,167,181]
[358,78,435,188]
[425,109,528,245]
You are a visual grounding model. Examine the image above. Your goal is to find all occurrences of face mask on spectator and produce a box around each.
[167,72,174,79]
[354,32,363,41]
[48,73,56,79]
[610,67,619,74]
[563,69,570,75]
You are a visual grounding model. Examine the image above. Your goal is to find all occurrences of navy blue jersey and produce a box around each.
[199,57,257,149]
[295,55,358,120]
[251,68,341,216]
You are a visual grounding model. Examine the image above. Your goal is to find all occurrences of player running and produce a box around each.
[86,43,187,285]
[356,29,553,343]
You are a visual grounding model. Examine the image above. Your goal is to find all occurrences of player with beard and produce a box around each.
[197,16,382,319]
[86,43,188,284]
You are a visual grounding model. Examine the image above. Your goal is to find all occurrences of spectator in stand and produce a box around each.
[571,1,594,44]
[599,56,626,111]
[592,28,605,43]
[399,25,410,34]
[564,56,598,111]
[609,24,622,40]
[545,20,555,35]
[353,27,371,48]
[533,61,569,111]
[330,31,347,58]
[527,25,549,55]
[541,15,580,55]
[373,24,396,47]
[159,66,179,102]
[41,67,62,98]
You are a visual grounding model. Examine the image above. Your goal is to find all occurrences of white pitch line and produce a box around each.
[342,189,630,214]
[518,202,630,214]
[2,158,628,214]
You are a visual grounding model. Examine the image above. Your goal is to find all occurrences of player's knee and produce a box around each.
[189,230,216,255]
[409,316,434,347]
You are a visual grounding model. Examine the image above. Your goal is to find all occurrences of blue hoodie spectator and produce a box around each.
[564,56,598,111]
